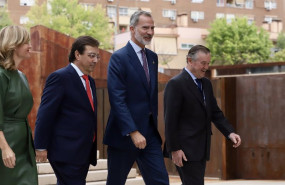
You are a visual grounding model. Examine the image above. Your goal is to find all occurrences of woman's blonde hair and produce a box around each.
[0,25,30,70]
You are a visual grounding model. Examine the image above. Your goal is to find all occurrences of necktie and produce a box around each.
[141,49,150,84]
[195,78,206,105]
[82,75,94,111]
[195,78,203,94]
[82,75,96,142]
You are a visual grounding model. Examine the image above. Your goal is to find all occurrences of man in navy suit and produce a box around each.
[103,11,169,185]
[164,45,241,185]
[34,36,99,185]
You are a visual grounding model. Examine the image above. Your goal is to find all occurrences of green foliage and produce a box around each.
[206,18,273,65]
[276,32,285,50]
[270,49,285,62]
[26,0,113,49]
[0,6,12,29]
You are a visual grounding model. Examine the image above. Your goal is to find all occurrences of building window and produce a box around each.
[264,17,272,23]
[191,11,204,22]
[163,0,176,4]
[128,8,139,16]
[235,0,246,7]
[245,0,253,9]
[226,14,235,23]
[217,0,224,7]
[226,0,243,8]
[264,0,277,10]
[162,9,176,19]
[119,7,128,16]
[20,0,35,6]
[80,3,95,11]
[216,13,225,19]
[192,0,203,3]
[181,43,194,50]
[119,25,127,33]
[0,0,5,7]
[107,6,116,18]
[20,16,29,24]
[247,17,254,24]
[46,0,52,13]
[264,16,275,23]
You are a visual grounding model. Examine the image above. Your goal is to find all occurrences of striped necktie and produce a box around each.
[141,49,150,84]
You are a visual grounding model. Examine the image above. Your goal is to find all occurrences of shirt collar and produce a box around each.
[71,63,84,77]
[184,67,198,81]
[129,40,143,54]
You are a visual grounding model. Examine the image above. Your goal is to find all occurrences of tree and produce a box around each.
[206,18,273,65]
[26,0,113,49]
[0,5,12,29]
[271,49,285,62]
[276,32,285,50]
[158,54,174,69]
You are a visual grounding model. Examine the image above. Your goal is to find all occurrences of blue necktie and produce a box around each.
[195,78,206,105]
[195,78,203,94]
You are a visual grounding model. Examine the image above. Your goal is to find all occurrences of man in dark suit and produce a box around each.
[164,45,241,185]
[103,11,169,185]
[34,36,99,185]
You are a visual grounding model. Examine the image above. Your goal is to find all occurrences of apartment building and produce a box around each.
[2,0,284,69]
[4,0,284,33]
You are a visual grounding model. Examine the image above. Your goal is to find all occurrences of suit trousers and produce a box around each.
[106,125,169,185]
[176,160,206,185]
[49,161,90,185]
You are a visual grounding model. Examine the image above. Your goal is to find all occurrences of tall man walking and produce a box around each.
[103,11,169,185]
[34,36,99,185]
[164,45,241,185]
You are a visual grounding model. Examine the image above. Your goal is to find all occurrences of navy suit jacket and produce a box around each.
[164,69,234,161]
[34,64,97,166]
[103,42,160,149]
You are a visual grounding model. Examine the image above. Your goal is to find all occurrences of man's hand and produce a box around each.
[171,150,188,167]
[130,131,146,149]
[229,133,241,148]
[36,150,48,163]
[1,146,16,168]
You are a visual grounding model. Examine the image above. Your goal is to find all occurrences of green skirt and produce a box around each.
[0,118,38,185]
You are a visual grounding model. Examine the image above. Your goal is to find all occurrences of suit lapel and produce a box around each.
[201,78,211,114]
[67,64,86,95]
[126,43,150,94]
[182,69,205,108]
[67,64,95,112]
[146,49,156,94]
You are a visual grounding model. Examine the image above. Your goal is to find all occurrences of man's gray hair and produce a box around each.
[186,45,210,62]
[130,10,152,27]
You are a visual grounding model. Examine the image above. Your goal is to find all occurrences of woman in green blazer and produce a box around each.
[0,25,38,185]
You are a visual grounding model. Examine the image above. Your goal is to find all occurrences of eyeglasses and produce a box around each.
[87,53,101,60]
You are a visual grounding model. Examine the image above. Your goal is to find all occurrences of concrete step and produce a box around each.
[87,177,145,185]
[39,168,138,185]
[37,152,144,185]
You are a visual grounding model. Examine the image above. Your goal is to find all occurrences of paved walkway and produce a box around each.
[169,176,285,185]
